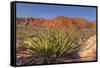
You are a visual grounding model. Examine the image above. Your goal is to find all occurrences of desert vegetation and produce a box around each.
[16,16,96,65]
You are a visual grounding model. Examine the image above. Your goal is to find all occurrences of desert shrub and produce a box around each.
[75,28,96,41]
[23,28,85,64]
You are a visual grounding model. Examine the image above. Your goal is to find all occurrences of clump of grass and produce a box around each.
[24,28,84,64]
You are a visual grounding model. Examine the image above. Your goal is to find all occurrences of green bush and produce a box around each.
[24,28,84,64]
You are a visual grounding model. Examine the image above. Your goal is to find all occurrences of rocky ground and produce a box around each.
[16,35,97,65]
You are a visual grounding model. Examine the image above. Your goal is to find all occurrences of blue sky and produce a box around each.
[16,3,96,21]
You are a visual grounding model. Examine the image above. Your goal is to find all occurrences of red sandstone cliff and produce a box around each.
[16,16,96,29]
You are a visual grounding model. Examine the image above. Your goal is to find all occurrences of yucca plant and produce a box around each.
[24,28,85,64]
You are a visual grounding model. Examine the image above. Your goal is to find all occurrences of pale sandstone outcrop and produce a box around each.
[79,35,96,61]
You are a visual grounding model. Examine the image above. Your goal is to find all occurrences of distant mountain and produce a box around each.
[16,16,96,30]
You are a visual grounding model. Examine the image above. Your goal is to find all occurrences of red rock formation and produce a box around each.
[16,16,96,30]
[16,50,32,59]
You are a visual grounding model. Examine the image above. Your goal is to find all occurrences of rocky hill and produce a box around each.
[16,16,96,29]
